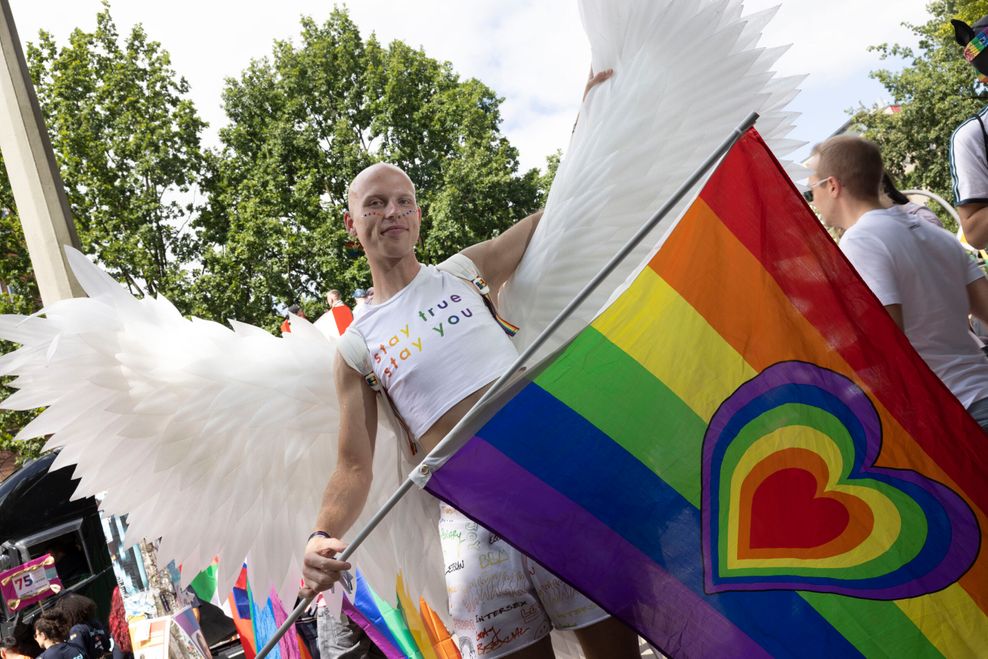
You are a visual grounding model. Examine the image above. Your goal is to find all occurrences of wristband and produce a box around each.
[308,530,332,542]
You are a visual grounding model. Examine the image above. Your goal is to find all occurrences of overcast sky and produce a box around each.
[8,0,935,171]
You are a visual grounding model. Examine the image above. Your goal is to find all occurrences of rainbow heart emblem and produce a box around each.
[702,361,980,599]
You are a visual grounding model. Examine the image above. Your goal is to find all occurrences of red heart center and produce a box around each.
[749,467,849,550]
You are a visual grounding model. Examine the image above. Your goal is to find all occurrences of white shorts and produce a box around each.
[438,504,608,658]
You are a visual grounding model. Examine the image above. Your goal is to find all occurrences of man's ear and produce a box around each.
[829,177,844,200]
[953,19,976,47]
[343,211,355,235]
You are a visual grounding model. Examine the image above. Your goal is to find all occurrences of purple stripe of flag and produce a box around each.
[340,597,405,659]
[425,438,769,659]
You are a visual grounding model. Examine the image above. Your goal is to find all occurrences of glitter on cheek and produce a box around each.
[360,207,416,220]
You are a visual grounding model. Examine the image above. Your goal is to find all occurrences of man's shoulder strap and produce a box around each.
[436,253,486,289]
[437,253,519,337]
[338,325,381,390]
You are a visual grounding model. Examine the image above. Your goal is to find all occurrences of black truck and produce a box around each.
[0,452,115,637]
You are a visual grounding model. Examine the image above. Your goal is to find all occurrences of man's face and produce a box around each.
[345,164,421,260]
[327,292,339,305]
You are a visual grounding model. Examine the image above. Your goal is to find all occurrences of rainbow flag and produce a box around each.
[342,571,458,659]
[230,565,258,659]
[423,128,988,657]
[229,564,313,659]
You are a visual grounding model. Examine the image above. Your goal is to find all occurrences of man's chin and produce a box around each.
[373,246,417,261]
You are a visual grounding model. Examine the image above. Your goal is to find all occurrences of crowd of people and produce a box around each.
[1,594,114,659]
[807,134,988,431]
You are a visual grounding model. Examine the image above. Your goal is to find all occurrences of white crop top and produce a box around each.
[353,264,519,439]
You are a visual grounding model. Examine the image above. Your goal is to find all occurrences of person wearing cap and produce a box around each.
[950,15,988,248]
[351,288,369,320]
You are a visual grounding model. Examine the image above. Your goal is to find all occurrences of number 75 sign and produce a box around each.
[0,554,63,612]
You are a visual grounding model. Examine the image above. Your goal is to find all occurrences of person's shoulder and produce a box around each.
[848,208,902,235]
[952,106,988,151]
[840,211,901,255]
[43,644,85,659]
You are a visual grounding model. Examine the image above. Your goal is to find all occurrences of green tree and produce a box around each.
[27,3,207,307]
[1,4,208,465]
[0,159,45,465]
[852,0,988,231]
[198,9,544,329]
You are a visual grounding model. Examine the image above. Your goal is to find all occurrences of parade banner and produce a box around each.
[424,129,988,657]
[0,554,61,613]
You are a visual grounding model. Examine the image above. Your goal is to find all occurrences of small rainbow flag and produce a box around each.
[230,565,258,659]
[229,564,313,659]
[342,571,459,659]
[423,129,988,657]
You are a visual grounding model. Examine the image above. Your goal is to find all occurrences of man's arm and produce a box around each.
[302,351,378,593]
[959,204,988,250]
[460,209,543,301]
[458,68,615,300]
[968,276,988,326]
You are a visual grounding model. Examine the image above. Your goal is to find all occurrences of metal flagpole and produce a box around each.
[255,110,759,659]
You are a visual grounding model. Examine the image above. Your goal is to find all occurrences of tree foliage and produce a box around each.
[852,0,988,230]
[26,4,207,306]
[1,4,208,466]
[197,10,544,328]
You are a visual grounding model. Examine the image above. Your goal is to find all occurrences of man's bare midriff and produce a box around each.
[417,381,494,453]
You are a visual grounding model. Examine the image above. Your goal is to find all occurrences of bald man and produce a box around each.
[302,151,641,659]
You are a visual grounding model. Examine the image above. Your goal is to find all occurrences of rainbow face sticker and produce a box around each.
[702,361,979,599]
[964,30,988,83]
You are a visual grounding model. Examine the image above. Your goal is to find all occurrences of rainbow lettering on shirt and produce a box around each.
[371,293,478,382]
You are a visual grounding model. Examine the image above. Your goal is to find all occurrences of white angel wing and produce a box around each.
[501,0,805,359]
[0,248,445,613]
[0,248,340,600]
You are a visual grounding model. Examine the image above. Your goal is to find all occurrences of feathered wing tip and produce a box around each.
[0,248,344,603]
[500,0,805,361]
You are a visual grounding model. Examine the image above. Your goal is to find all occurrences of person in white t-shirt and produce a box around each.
[950,15,988,248]
[808,134,988,430]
